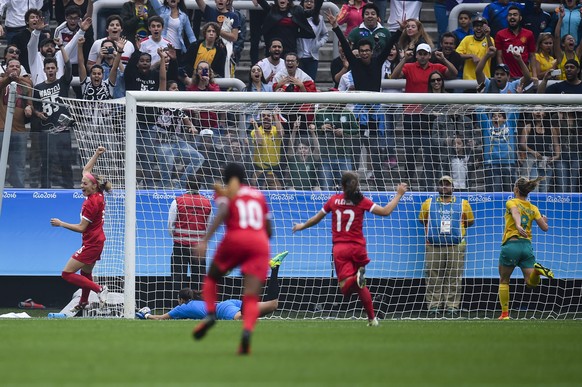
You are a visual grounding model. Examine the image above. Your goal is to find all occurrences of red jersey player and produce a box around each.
[293,172,408,326]
[194,162,272,355]
[50,146,112,314]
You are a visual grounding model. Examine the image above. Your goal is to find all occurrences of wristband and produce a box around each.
[117,50,124,54]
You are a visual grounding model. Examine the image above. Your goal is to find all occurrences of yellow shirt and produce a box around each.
[194,43,217,74]
[251,125,282,168]
[501,198,542,244]
[558,52,580,80]
[456,35,495,80]
[418,196,475,239]
[534,53,555,75]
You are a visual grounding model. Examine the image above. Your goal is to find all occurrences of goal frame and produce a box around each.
[123,90,582,318]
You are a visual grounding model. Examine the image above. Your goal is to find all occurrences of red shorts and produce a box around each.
[71,244,104,265]
[213,232,270,280]
[332,243,370,282]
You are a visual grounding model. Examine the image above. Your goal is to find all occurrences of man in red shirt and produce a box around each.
[391,43,458,92]
[494,6,536,78]
[193,163,271,355]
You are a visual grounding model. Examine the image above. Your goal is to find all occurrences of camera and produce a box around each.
[550,69,562,77]
[202,68,209,76]
[57,114,74,127]
[106,47,115,54]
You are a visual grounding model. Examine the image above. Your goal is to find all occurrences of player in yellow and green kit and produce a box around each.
[498,177,554,320]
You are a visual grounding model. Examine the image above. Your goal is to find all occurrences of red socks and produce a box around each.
[341,275,358,297]
[79,271,93,304]
[242,294,259,332]
[202,276,218,314]
[358,287,375,320]
[61,271,101,293]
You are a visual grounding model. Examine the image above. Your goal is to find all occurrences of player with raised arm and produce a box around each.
[136,251,288,320]
[292,172,408,326]
[498,177,554,320]
[50,147,112,314]
[193,162,272,355]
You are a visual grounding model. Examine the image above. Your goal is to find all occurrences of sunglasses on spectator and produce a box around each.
[430,78,443,83]
[7,48,20,55]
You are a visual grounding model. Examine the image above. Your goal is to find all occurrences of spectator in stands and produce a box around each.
[495,6,537,79]
[419,175,475,318]
[297,0,328,82]
[456,15,495,81]
[167,175,212,291]
[479,109,518,192]
[523,0,552,41]
[252,0,323,56]
[337,0,366,36]
[387,0,422,32]
[398,19,435,55]
[121,0,158,45]
[348,4,392,54]
[0,0,44,44]
[55,0,93,25]
[476,46,532,93]
[315,104,359,190]
[538,58,582,94]
[195,0,241,78]
[28,16,88,86]
[249,6,267,65]
[273,52,317,92]
[11,9,44,73]
[0,45,27,76]
[250,110,285,190]
[553,0,581,45]
[180,22,227,78]
[0,59,33,188]
[30,43,74,189]
[126,38,177,92]
[224,138,256,180]
[449,136,476,191]
[483,0,524,37]
[330,41,350,89]
[552,111,581,192]
[257,38,286,86]
[520,108,561,193]
[431,32,464,79]
[138,16,171,69]
[93,39,126,99]
[227,1,247,66]
[287,116,321,190]
[197,128,228,189]
[533,32,557,80]
[553,19,582,79]
[87,15,135,68]
[452,10,473,45]
[148,0,196,55]
[434,0,449,40]
[244,64,273,92]
[184,61,220,91]
[54,5,94,78]
[329,9,402,91]
[78,36,124,100]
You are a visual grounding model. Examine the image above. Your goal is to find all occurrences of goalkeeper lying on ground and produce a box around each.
[136,251,288,320]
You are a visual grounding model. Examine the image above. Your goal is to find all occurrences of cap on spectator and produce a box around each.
[472,16,488,25]
[565,59,580,68]
[495,63,510,74]
[40,38,56,47]
[200,128,214,136]
[416,43,432,53]
[439,175,454,185]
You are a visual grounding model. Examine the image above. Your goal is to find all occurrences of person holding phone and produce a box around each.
[185,61,219,91]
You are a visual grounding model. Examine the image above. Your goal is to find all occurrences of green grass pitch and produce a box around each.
[0,318,580,386]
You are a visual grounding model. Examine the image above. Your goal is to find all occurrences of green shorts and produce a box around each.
[499,239,535,268]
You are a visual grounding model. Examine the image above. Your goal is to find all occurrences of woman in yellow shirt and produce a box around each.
[498,177,554,320]
[533,33,555,80]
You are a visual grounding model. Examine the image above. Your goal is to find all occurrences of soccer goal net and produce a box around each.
[60,91,582,320]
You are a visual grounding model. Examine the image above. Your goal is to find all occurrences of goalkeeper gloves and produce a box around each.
[135,306,151,320]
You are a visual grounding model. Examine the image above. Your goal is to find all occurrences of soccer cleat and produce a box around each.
[428,307,440,318]
[70,302,89,316]
[18,298,46,309]
[238,329,251,355]
[269,251,289,268]
[498,312,510,320]
[193,314,217,340]
[534,262,554,279]
[98,285,109,307]
[356,267,366,288]
[445,308,460,319]
[367,317,379,326]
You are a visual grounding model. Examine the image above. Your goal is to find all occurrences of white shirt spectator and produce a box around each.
[139,35,171,68]
[257,57,285,86]
[387,1,422,32]
[88,38,135,65]
[0,0,43,28]
[54,21,81,65]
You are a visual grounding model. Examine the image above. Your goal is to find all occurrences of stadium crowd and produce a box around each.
[0,0,581,192]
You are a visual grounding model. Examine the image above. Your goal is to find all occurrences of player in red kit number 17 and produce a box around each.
[193,163,272,355]
[293,172,408,326]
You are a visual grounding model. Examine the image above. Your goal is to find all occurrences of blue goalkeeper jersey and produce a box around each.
[168,299,243,320]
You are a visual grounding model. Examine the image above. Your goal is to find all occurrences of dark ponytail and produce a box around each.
[341,171,363,205]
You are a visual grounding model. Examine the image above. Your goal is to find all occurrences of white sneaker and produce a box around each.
[98,285,109,307]
[356,267,366,288]
[367,317,379,327]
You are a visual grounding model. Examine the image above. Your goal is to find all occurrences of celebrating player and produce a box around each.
[498,177,554,320]
[193,162,271,355]
[292,172,408,326]
[50,147,112,314]
[136,251,288,320]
